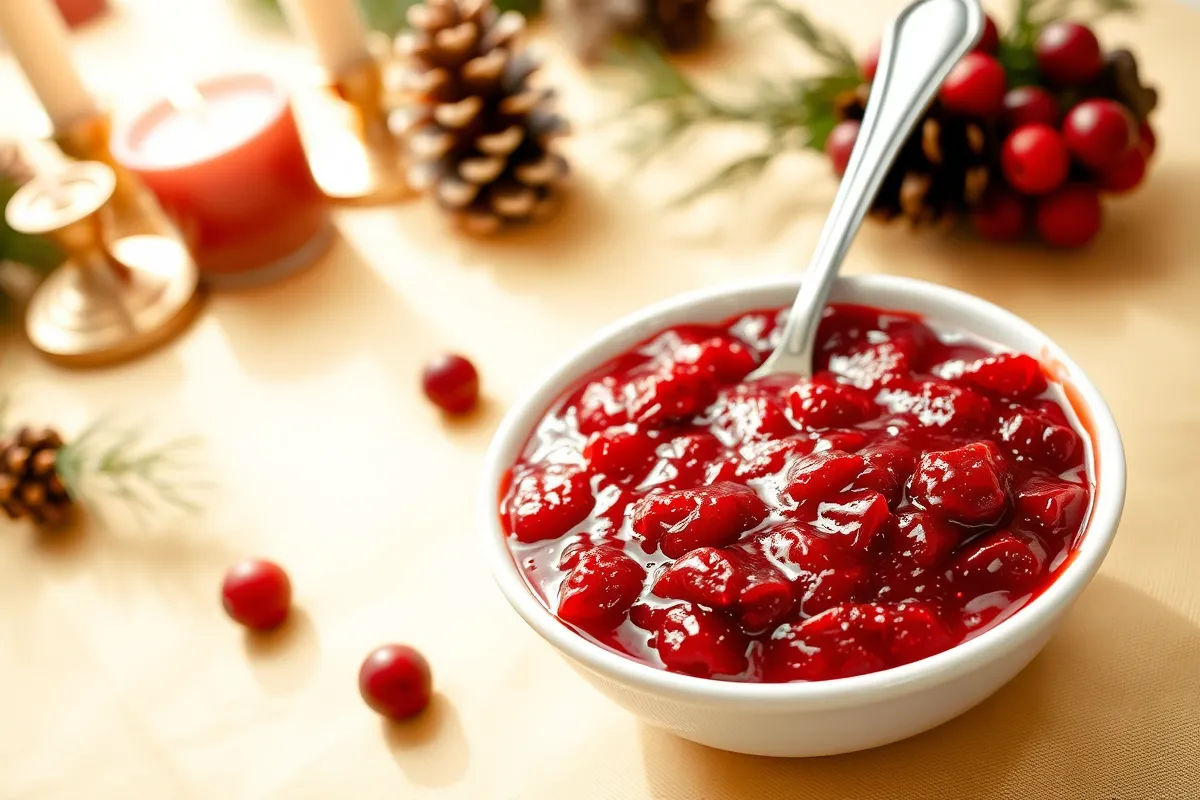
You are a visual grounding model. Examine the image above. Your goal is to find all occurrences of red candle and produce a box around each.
[111,74,331,288]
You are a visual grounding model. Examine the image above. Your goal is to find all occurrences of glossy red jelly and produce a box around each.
[499,304,1092,683]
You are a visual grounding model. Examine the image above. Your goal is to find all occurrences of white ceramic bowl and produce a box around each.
[478,274,1126,757]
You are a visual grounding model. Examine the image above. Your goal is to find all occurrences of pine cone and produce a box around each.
[400,0,569,236]
[835,85,993,227]
[1093,49,1158,123]
[643,0,712,52]
[0,427,74,528]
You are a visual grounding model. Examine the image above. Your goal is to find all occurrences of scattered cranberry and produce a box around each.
[971,190,1027,242]
[1035,21,1103,85]
[1099,147,1147,193]
[1001,124,1070,196]
[1138,121,1157,158]
[421,353,479,414]
[1002,86,1060,129]
[939,53,1007,118]
[1035,184,1103,248]
[826,119,860,177]
[862,40,881,81]
[359,644,433,720]
[975,15,1000,55]
[1062,99,1137,171]
[222,559,292,630]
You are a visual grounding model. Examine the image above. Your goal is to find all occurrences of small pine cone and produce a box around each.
[1092,49,1158,123]
[0,427,74,529]
[399,0,570,235]
[834,86,993,227]
[643,0,712,52]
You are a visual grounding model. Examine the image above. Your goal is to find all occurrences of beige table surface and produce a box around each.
[2,0,1199,797]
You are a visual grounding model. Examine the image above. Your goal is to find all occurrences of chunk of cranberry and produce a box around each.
[655,604,750,678]
[1013,472,1089,537]
[958,353,1048,399]
[557,536,594,570]
[653,547,746,609]
[631,482,769,558]
[826,340,913,390]
[996,406,1083,470]
[708,384,795,444]
[873,511,961,604]
[951,529,1046,599]
[782,449,868,505]
[878,380,994,432]
[762,601,953,682]
[629,363,718,426]
[752,523,866,616]
[629,601,671,631]
[733,436,816,480]
[574,375,631,434]
[557,546,645,631]
[732,551,795,633]
[812,489,891,552]
[583,426,658,482]
[643,432,728,490]
[504,466,595,543]
[676,336,760,382]
[857,441,919,506]
[813,429,872,453]
[786,379,879,430]
[909,442,1011,526]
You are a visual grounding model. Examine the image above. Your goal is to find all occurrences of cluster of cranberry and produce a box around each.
[216,354,483,722]
[830,16,1156,248]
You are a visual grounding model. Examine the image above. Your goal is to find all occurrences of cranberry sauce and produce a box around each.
[499,304,1091,683]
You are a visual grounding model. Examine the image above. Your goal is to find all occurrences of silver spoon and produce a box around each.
[749,0,985,381]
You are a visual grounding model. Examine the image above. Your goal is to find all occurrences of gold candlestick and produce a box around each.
[300,55,413,205]
[51,110,171,237]
[5,161,202,367]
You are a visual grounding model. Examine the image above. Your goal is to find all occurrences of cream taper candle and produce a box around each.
[0,0,99,130]
[278,0,371,77]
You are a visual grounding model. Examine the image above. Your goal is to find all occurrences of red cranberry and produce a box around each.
[583,427,657,481]
[1035,21,1103,85]
[857,441,918,505]
[1035,185,1103,249]
[646,432,728,490]
[654,547,745,609]
[1001,124,1070,196]
[939,53,1007,118]
[975,15,1000,55]
[503,465,594,543]
[222,559,292,630]
[786,379,877,430]
[958,353,1048,399]
[358,644,433,720]
[708,384,794,443]
[733,436,815,480]
[1062,100,1138,171]
[632,482,768,558]
[630,364,718,426]
[812,489,890,552]
[951,530,1045,598]
[783,449,868,505]
[557,546,645,631]
[1002,86,1059,129]
[654,604,750,678]
[826,119,861,177]
[731,551,795,633]
[421,354,479,414]
[1138,121,1157,157]
[877,380,993,432]
[971,190,1027,242]
[677,336,759,382]
[1099,147,1147,194]
[862,40,881,81]
[1013,473,1089,537]
[996,405,1083,470]
[752,524,865,616]
[909,442,1010,526]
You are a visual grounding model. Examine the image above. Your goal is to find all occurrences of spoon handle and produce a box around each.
[754,0,984,379]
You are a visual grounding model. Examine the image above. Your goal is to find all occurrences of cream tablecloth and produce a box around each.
[1,0,1198,797]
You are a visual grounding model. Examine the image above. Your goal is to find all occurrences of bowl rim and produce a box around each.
[478,273,1126,711]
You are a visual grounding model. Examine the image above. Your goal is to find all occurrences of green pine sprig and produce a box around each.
[53,420,210,527]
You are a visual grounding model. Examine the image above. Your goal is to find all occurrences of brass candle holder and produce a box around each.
[5,161,202,367]
[51,111,172,237]
[300,55,413,205]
